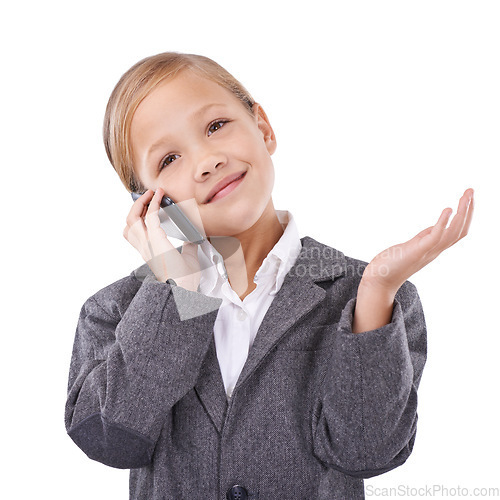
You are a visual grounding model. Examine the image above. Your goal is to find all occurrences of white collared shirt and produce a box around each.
[197,210,302,400]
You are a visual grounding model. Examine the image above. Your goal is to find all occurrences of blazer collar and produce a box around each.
[133,234,346,285]
[292,235,347,282]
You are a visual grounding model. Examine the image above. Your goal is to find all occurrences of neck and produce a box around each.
[208,198,285,296]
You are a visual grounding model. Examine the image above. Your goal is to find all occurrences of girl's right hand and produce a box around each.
[123,188,202,292]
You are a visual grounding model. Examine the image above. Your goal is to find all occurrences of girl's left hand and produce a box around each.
[361,188,475,293]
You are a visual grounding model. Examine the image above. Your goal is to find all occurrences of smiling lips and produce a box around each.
[204,171,247,204]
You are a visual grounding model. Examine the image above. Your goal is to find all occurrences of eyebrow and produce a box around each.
[145,103,228,161]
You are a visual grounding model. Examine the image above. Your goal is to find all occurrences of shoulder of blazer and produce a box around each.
[295,235,370,284]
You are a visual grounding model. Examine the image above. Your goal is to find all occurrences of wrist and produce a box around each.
[356,280,396,309]
[352,279,397,334]
[359,272,400,299]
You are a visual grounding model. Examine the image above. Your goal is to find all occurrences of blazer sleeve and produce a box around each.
[64,274,222,469]
[311,279,427,479]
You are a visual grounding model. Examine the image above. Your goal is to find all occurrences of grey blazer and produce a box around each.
[65,235,427,500]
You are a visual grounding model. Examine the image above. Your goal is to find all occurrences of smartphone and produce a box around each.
[131,191,205,244]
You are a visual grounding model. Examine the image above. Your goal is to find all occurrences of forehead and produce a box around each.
[131,70,242,130]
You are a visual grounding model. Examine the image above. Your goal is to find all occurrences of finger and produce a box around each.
[127,217,154,260]
[430,207,453,239]
[457,190,474,241]
[412,226,433,241]
[438,189,473,249]
[412,221,446,255]
[144,188,163,229]
[145,188,176,257]
[412,208,450,256]
[126,189,154,226]
[125,190,156,259]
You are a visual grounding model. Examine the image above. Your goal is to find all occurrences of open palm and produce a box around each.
[362,188,475,292]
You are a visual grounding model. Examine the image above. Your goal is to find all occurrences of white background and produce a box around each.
[2,1,498,499]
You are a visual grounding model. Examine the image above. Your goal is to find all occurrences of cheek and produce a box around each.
[264,164,275,194]
[160,179,193,203]
[236,126,268,156]
[247,160,275,204]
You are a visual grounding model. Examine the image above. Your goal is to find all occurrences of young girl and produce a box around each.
[65,52,474,500]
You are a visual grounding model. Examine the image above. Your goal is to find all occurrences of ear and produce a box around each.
[252,103,277,155]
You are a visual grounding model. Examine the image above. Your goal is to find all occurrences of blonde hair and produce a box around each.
[103,51,256,193]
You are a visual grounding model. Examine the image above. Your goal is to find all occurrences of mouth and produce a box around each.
[205,171,247,204]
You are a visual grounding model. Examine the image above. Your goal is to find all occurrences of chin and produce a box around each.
[203,203,265,237]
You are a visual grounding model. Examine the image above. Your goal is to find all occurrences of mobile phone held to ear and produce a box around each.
[131,191,206,244]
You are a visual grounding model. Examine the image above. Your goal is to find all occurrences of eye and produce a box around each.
[158,119,230,172]
[159,153,180,171]
[207,119,230,136]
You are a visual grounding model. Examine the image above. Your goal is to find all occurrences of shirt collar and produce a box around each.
[197,210,302,296]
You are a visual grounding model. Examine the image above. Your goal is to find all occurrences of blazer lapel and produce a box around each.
[194,236,347,434]
[194,335,229,434]
[234,236,347,392]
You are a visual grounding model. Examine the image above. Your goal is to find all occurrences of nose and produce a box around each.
[193,151,227,181]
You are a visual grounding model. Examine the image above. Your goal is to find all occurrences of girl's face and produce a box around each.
[130,69,277,238]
